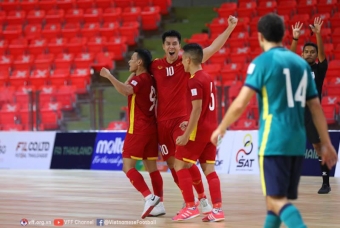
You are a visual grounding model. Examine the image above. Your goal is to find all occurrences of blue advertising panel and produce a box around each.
[91,132,126,170]
[301,131,340,176]
[51,132,97,169]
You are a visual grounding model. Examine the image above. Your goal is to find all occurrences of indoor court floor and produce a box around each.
[0,170,339,228]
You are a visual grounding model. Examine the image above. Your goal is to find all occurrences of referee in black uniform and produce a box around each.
[290,17,330,194]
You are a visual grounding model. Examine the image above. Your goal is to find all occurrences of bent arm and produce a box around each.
[183,100,202,138]
[106,73,134,96]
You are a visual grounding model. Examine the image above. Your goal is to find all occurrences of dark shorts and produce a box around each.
[157,116,187,161]
[305,107,320,144]
[259,155,304,200]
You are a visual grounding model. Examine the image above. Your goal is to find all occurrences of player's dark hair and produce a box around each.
[303,42,318,53]
[135,49,152,70]
[257,13,285,43]
[182,43,203,64]
[162,30,181,44]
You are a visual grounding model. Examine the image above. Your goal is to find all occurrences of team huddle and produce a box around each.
[100,13,338,227]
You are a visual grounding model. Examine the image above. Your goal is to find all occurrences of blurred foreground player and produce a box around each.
[211,14,338,228]
[100,49,163,219]
[173,43,224,222]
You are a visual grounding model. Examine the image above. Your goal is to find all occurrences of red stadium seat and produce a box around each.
[103,8,122,23]
[76,0,93,10]
[45,9,65,24]
[152,0,171,15]
[296,0,317,14]
[277,1,297,16]
[100,22,120,39]
[64,9,84,24]
[42,24,62,40]
[6,10,26,25]
[54,53,74,70]
[214,3,237,18]
[39,0,57,11]
[84,8,103,23]
[27,10,45,24]
[141,7,161,31]
[20,0,38,13]
[257,1,277,16]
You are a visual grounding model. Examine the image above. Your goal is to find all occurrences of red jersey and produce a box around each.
[127,72,157,135]
[188,70,217,142]
[150,56,191,121]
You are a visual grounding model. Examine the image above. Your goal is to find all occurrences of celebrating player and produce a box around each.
[172,43,224,222]
[100,49,163,219]
[211,14,338,228]
[149,15,238,215]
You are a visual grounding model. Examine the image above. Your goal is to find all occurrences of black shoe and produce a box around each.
[318,184,331,194]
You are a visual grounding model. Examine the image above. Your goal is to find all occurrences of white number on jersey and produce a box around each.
[209,82,215,111]
[284,68,307,108]
[149,86,156,111]
[166,66,174,77]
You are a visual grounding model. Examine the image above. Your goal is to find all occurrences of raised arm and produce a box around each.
[100,67,134,96]
[290,22,303,53]
[310,17,326,62]
[202,15,238,63]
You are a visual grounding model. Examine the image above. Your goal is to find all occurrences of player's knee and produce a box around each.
[266,196,288,214]
[166,156,175,169]
[201,163,215,176]
[143,160,158,173]
[122,158,136,174]
[174,158,189,171]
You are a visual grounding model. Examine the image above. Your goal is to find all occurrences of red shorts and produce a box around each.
[122,133,158,160]
[157,116,187,161]
[175,140,216,164]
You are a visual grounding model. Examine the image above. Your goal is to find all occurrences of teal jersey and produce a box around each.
[245,47,318,156]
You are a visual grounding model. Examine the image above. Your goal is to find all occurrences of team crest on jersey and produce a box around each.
[191,88,197,96]
[176,62,182,66]
[131,80,138,86]
[158,66,163,69]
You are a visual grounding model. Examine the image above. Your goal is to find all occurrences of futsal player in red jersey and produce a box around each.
[100,49,163,219]
[172,43,224,222]
[149,15,238,215]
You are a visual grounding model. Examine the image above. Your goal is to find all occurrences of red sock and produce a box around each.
[149,170,163,202]
[189,164,205,199]
[177,169,195,207]
[170,168,179,187]
[206,171,222,208]
[126,168,151,198]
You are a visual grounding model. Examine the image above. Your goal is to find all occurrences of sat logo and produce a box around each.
[236,134,254,168]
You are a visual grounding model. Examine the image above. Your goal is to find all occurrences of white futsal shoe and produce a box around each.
[141,194,160,219]
[147,202,166,217]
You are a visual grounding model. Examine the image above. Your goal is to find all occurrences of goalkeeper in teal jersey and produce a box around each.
[211,13,338,228]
